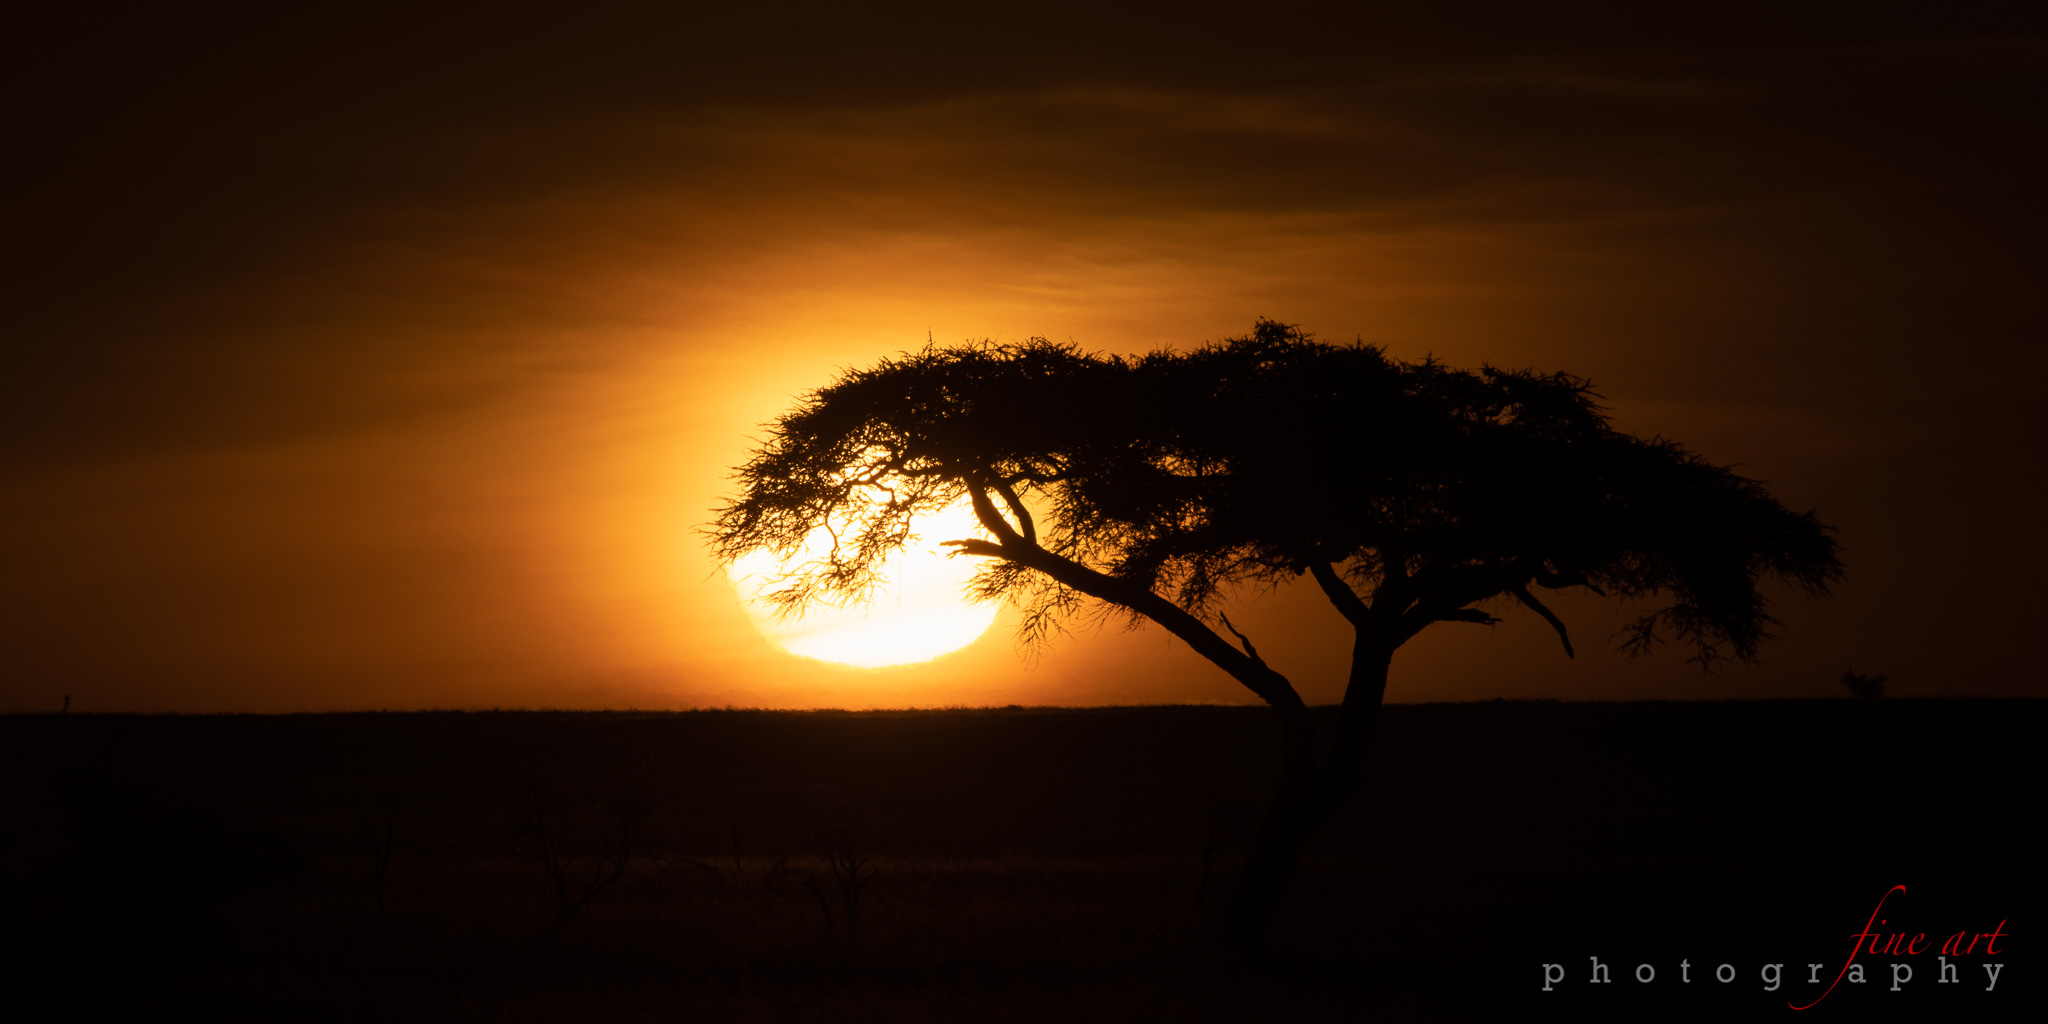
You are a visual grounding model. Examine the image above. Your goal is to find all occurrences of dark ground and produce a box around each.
[0,699,2038,1021]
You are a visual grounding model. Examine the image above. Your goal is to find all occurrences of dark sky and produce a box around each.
[6,2,2044,710]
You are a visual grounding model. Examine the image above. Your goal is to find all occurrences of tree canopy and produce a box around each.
[712,318,1843,949]
[711,320,1842,675]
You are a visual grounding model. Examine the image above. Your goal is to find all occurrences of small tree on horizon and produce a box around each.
[1841,669,1887,699]
[709,320,1844,951]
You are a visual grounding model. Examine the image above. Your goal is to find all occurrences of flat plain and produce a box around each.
[1,699,2038,1021]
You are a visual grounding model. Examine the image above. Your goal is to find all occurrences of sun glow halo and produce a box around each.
[729,501,1001,668]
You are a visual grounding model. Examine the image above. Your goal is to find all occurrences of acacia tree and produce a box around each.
[710,320,1843,950]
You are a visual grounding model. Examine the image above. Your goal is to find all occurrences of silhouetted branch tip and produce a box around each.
[1218,613,1266,667]
[1510,586,1575,658]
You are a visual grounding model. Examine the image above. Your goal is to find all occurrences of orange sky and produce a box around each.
[6,4,2043,711]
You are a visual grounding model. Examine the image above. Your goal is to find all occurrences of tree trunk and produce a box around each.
[1219,637,1395,954]
[1217,771,1319,954]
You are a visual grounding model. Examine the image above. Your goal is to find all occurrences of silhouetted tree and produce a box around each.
[710,320,1844,951]
[1841,669,1886,699]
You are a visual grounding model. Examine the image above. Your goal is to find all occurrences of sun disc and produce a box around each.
[729,501,1000,668]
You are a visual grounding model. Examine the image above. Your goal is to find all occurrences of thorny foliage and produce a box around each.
[709,320,1843,670]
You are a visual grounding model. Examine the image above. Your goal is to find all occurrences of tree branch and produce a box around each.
[1218,613,1267,669]
[1511,584,1574,658]
[951,530,1304,711]
[1399,560,1539,641]
[1535,564,1604,597]
[1436,608,1503,626]
[990,477,1037,546]
[942,538,1006,559]
[963,479,1024,548]
[1308,562,1369,627]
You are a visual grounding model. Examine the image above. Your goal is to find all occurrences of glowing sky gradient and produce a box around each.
[5,4,2043,710]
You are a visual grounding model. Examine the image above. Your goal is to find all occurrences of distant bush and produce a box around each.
[1840,669,1887,700]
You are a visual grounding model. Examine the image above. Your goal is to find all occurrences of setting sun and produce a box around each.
[728,500,1000,668]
